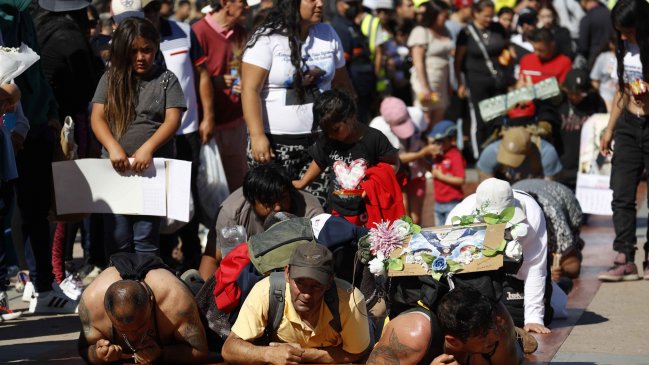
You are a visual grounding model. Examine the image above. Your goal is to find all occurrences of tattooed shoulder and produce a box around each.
[366,329,417,365]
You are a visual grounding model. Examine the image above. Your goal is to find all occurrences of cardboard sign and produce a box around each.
[478,77,561,122]
[575,113,613,215]
[387,223,505,277]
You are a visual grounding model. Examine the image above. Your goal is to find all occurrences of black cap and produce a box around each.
[563,69,591,92]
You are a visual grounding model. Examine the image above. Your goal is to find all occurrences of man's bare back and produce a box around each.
[78,266,208,364]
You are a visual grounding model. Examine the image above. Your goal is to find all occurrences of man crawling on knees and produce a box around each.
[77,253,208,364]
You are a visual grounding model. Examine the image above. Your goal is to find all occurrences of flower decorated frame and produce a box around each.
[385,223,506,279]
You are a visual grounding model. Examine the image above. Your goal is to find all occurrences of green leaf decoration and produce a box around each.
[482,248,498,257]
[482,213,500,225]
[497,239,507,252]
[401,216,413,224]
[387,258,404,271]
[451,215,476,226]
[411,224,421,234]
[431,271,443,281]
[460,215,475,225]
[420,253,435,264]
[447,260,463,272]
[499,207,515,222]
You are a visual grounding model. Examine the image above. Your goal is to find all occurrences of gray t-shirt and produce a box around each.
[92,67,186,158]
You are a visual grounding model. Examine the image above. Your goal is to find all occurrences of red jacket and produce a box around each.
[213,243,249,312]
[360,162,405,227]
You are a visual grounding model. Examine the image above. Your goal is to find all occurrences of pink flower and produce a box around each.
[369,221,402,257]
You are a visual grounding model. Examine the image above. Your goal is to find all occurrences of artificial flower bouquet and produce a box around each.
[358,209,526,281]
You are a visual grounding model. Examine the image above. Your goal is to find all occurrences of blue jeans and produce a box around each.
[435,200,461,226]
[104,214,161,256]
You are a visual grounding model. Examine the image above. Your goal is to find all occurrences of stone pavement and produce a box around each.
[1,183,649,364]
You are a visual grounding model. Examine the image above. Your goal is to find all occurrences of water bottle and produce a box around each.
[218,225,247,257]
[230,67,240,96]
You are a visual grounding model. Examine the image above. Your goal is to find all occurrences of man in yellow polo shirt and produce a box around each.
[221,243,371,364]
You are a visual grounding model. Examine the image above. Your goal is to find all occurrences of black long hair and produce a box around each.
[419,0,450,29]
[107,18,160,139]
[611,0,649,94]
[246,0,307,102]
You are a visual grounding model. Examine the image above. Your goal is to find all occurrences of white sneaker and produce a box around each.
[22,282,34,302]
[59,274,84,301]
[81,266,102,287]
[0,291,22,321]
[29,283,79,314]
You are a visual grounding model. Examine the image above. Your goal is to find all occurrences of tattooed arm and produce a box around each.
[161,301,209,363]
[366,312,432,365]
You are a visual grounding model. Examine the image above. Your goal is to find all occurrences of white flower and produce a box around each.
[457,250,474,265]
[391,219,411,239]
[510,223,529,239]
[505,240,523,261]
[368,252,386,275]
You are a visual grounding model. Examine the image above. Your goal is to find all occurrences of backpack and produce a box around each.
[248,217,315,275]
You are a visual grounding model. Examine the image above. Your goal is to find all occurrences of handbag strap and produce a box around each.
[467,23,498,77]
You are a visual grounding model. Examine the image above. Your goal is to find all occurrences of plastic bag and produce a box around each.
[0,43,40,84]
[60,116,78,160]
[196,139,229,227]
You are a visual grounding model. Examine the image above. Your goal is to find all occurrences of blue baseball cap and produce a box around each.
[428,120,457,141]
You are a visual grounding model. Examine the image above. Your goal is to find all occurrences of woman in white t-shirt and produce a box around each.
[241,0,354,203]
[598,0,649,282]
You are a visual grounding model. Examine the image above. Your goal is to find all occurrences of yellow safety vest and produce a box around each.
[360,13,381,58]
[360,13,390,93]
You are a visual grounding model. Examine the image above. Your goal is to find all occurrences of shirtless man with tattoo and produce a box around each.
[367,287,529,365]
[77,260,208,364]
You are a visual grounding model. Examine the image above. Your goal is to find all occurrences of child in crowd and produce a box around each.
[293,90,399,226]
[428,120,465,225]
[370,97,434,225]
[90,18,186,255]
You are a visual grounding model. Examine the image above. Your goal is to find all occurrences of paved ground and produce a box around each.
[1,180,649,364]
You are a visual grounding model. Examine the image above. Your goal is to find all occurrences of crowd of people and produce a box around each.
[1,0,649,362]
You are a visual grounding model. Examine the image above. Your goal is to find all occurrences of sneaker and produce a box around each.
[29,283,79,314]
[59,274,84,301]
[598,262,640,282]
[21,281,34,302]
[80,266,102,287]
[643,261,649,280]
[515,327,538,354]
[14,271,29,293]
[0,291,22,321]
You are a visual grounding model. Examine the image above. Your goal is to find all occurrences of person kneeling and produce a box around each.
[221,243,372,364]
